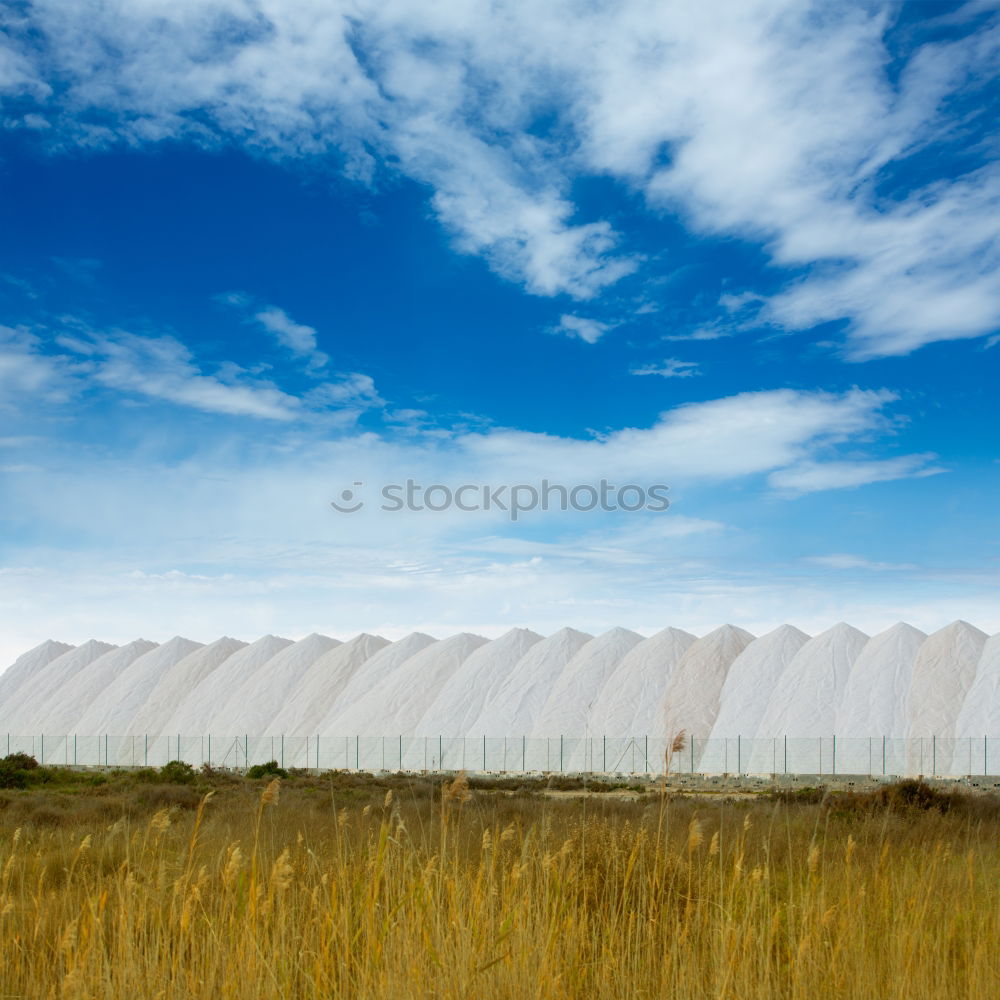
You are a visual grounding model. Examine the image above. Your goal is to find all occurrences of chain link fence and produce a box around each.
[5,733,1000,777]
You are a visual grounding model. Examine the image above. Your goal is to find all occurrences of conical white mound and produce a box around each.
[955,634,1000,738]
[74,637,203,737]
[334,633,487,735]
[662,625,755,740]
[212,633,341,735]
[906,621,987,739]
[588,627,697,737]
[757,623,869,737]
[267,634,390,735]
[32,639,159,735]
[836,623,927,738]
[122,638,246,749]
[319,633,439,734]
[159,635,294,736]
[710,625,811,740]
[466,628,593,736]
[533,628,644,737]
[0,639,74,708]
[417,628,543,737]
[1,640,116,731]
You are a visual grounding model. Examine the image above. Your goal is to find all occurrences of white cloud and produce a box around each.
[0,325,76,404]
[631,358,700,378]
[8,1,996,350]
[49,321,383,422]
[807,554,916,572]
[58,327,303,420]
[555,314,611,344]
[768,454,944,495]
[253,305,328,371]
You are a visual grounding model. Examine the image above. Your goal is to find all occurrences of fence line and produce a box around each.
[5,734,1000,778]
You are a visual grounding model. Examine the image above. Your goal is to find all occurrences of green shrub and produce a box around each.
[158,760,197,784]
[0,753,41,789]
[247,760,288,779]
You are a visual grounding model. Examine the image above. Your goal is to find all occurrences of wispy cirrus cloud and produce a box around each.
[554,314,613,344]
[4,1,997,354]
[631,359,700,378]
[218,292,329,372]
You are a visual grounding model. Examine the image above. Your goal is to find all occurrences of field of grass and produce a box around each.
[1,761,998,999]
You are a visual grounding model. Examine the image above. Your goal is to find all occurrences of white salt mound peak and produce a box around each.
[417,628,543,737]
[337,633,487,736]
[73,637,203,737]
[836,623,927,739]
[588,628,697,737]
[0,639,74,707]
[1,640,116,731]
[212,633,340,735]
[467,627,593,737]
[33,640,158,736]
[533,628,644,737]
[906,621,987,739]
[710,626,811,741]
[159,635,293,736]
[8,623,1000,744]
[267,634,390,736]
[955,633,1000,739]
[662,625,755,741]
[320,633,437,734]
[757,623,869,738]
[122,637,246,749]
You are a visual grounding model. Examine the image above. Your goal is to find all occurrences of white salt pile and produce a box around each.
[906,621,987,739]
[1,641,116,731]
[3,622,1000,744]
[72,637,203,738]
[662,625,755,742]
[34,639,158,736]
[836,623,927,738]
[588,627,696,737]
[417,628,543,736]
[330,633,487,736]
[0,639,73,707]
[159,635,293,737]
[710,625,810,740]
[955,634,1000,739]
[121,637,246,752]
[319,633,438,735]
[533,628,644,736]
[212,634,341,735]
[469,627,592,737]
[756,623,869,737]
[266,634,390,735]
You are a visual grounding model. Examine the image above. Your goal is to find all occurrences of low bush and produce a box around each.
[247,760,288,779]
[158,760,197,784]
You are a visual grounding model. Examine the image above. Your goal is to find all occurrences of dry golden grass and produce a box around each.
[1,773,998,999]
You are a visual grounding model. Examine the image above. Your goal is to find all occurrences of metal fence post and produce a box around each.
[483,734,486,772]
[40,734,44,766]
[560,735,564,772]
[832,734,836,776]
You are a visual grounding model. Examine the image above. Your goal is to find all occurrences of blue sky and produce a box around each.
[0,0,998,660]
